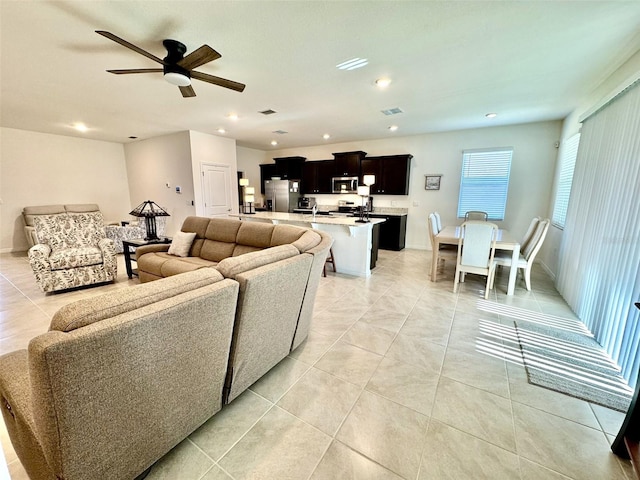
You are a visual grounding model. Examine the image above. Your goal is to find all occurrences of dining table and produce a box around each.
[432,225,521,295]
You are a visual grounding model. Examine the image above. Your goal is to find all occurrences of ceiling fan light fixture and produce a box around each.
[164,72,191,87]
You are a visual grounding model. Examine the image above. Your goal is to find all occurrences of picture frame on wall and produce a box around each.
[425,175,442,190]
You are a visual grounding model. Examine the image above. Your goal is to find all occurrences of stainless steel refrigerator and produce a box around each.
[264,179,300,212]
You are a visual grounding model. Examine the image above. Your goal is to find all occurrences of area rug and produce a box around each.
[514,320,633,412]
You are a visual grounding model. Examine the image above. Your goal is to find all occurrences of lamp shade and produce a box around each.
[239,178,249,186]
[244,194,255,203]
[357,185,370,196]
[245,186,255,195]
[129,200,170,218]
[363,174,376,186]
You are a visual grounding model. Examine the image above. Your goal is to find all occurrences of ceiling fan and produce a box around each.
[96,30,246,97]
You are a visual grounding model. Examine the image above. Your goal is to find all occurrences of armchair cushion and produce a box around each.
[49,247,103,270]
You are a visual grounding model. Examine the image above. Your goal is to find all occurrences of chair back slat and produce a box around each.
[464,211,488,221]
[459,221,497,268]
[521,216,540,253]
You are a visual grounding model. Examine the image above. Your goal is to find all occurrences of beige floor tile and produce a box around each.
[341,320,397,355]
[432,377,516,452]
[7,459,29,480]
[310,440,403,480]
[400,305,453,346]
[442,345,510,397]
[513,402,626,480]
[518,457,573,479]
[336,390,429,480]
[419,419,520,479]
[385,333,446,372]
[277,367,361,436]
[315,341,382,387]
[311,310,360,338]
[189,390,272,461]
[288,330,337,365]
[248,356,310,403]
[145,438,214,480]
[365,357,439,416]
[200,465,234,480]
[509,378,600,429]
[372,292,419,316]
[358,308,408,333]
[590,403,626,436]
[218,406,331,480]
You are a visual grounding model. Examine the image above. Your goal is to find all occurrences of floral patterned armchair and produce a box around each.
[28,212,117,292]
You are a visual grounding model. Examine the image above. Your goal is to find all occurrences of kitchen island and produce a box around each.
[232,212,385,277]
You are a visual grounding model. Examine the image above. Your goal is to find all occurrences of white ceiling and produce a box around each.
[2,1,640,150]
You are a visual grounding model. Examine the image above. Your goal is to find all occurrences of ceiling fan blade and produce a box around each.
[178,45,221,70]
[107,68,163,74]
[180,85,196,98]
[96,30,165,65]
[191,71,246,92]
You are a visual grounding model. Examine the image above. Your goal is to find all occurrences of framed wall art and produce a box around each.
[425,174,442,190]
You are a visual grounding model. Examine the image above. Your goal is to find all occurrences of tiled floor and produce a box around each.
[0,249,634,480]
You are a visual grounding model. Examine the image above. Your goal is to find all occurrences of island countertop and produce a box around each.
[233,211,386,226]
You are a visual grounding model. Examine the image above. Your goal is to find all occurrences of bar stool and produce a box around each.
[323,248,336,276]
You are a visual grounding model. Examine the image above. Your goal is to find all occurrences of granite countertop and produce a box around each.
[234,211,385,226]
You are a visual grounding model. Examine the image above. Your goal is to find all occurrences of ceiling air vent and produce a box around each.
[381,107,404,116]
[260,109,277,115]
[272,130,288,135]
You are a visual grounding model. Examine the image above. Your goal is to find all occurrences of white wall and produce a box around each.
[241,121,561,251]
[0,127,131,252]
[540,49,640,277]
[124,131,196,236]
[236,145,265,197]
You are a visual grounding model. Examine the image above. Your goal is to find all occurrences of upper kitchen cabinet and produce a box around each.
[274,156,306,180]
[302,160,333,194]
[360,154,413,195]
[333,151,366,177]
[259,163,278,194]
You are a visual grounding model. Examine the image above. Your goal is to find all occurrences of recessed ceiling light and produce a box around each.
[336,58,368,70]
[227,113,239,121]
[323,134,331,140]
[270,140,278,146]
[73,122,88,132]
[485,113,497,118]
[388,125,399,132]
[375,78,392,88]
[217,128,226,134]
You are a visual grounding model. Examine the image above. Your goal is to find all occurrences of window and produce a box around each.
[457,147,513,221]
[551,133,580,229]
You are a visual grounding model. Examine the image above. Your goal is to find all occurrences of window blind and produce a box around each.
[551,133,580,229]
[457,148,513,221]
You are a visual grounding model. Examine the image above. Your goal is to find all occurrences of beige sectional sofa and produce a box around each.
[0,269,240,480]
[136,216,333,401]
[0,217,333,479]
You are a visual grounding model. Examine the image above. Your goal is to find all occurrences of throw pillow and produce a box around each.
[168,231,196,257]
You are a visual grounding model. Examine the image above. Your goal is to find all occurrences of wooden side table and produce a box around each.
[122,238,171,279]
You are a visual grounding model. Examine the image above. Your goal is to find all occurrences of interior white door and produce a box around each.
[201,163,232,217]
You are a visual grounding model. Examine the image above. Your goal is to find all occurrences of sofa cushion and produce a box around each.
[235,222,274,249]
[179,216,212,257]
[49,247,103,270]
[50,269,224,332]
[216,244,299,279]
[67,212,106,247]
[168,231,197,257]
[64,204,100,213]
[160,257,217,277]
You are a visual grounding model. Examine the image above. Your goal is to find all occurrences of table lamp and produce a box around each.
[355,185,370,223]
[244,187,255,214]
[129,200,170,241]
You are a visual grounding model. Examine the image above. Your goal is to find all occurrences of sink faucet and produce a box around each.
[312,203,318,220]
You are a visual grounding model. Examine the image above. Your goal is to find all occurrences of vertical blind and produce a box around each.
[457,147,513,220]
[556,79,640,387]
[551,133,580,229]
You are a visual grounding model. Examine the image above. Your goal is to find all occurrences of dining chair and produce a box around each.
[493,218,550,291]
[520,216,541,253]
[453,220,498,299]
[464,211,488,221]
[428,213,457,273]
[433,211,443,232]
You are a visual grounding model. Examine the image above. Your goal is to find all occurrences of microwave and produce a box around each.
[332,176,359,194]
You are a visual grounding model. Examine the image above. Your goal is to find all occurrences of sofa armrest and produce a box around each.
[28,244,52,271]
[135,243,170,260]
[0,350,55,480]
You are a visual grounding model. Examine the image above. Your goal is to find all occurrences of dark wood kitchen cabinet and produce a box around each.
[259,163,279,194]
[360,154,412,195]
[302,160,333,194]
[274,156,306,180]
[333,151,366,177]
[369,214,407,251]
